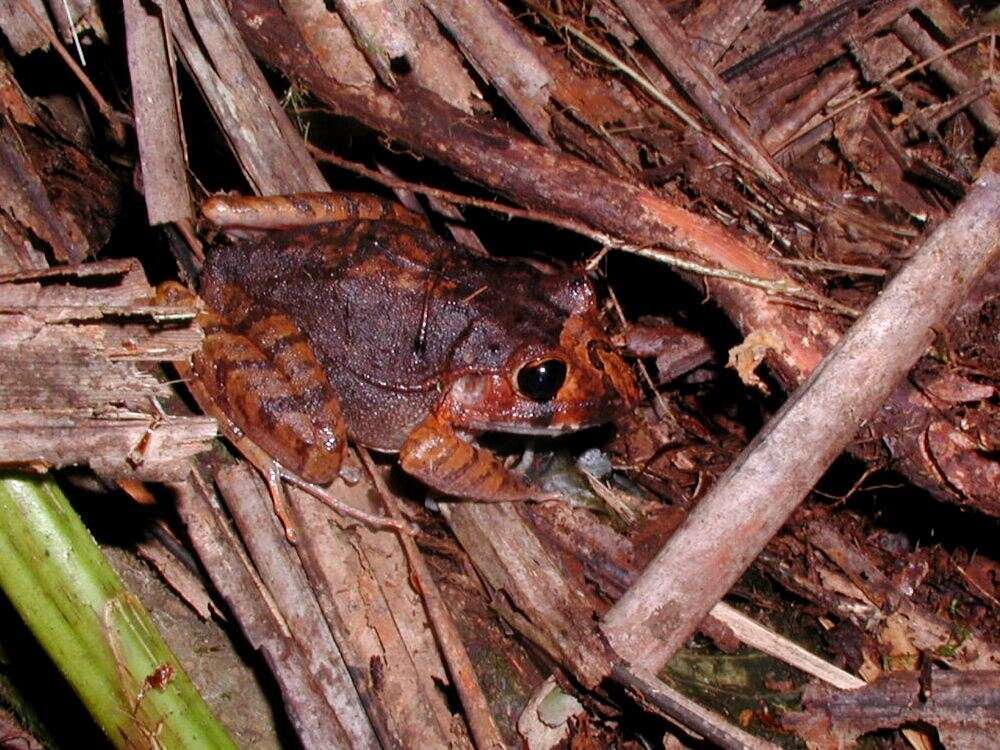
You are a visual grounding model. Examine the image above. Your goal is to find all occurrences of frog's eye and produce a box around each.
[516,359,567,401]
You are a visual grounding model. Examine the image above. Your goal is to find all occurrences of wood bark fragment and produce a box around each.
[360,450,506,750]
[761,34,910,152]
[136,532,216,621]
[280,0,375,87]
[0,0,104,56]
[833,101,941,221]
[783,668,1000,749]
[602,172,1000,672]
[723,0,920,103]
[441,501,614,690]
[0,125,104,263]
[0,412,216,480]
[328,0,396,87]
[287,476,473,749]
[319,0,480,112]
[796,518,1000,670]
[682,0,763,65]
[892,13,1000,137]
[171,470,379,750]
[124,0,192,224]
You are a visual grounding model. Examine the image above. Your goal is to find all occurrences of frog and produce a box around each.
[170,191,639,502]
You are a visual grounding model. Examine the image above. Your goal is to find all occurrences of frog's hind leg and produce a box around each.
[202,192,430,232]
[195,303,348,486]
[400,414,557,502]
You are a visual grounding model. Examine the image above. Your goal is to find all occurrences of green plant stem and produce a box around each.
[0,473,236,749]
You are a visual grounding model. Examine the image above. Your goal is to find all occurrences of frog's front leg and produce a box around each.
[399,413,554,502]
[202,192,430,232]
[193,296,348,485]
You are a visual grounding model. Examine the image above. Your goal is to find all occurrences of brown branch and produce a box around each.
[893,14,1000,136]
[783,667,1000,747]
[611,662,781,750]
[306,144,856,316]
[423,0,555,145]
[773,31,993,155]
[681,0,763,65]
[327,0,396,88]
[157,0,328,195]
[601,172,1000,671]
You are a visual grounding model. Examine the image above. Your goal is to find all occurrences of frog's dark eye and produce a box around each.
[516,359,567,402]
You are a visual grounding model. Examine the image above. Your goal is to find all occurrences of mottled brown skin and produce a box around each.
[192,192,639,501]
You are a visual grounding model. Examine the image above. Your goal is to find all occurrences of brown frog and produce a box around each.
[174,192,638,502]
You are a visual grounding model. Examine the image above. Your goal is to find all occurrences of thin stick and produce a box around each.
[358,449,506,750]
[279,471,414,535]
[710,603,863,690]
[611,661,780,750]
[774,257,886,277]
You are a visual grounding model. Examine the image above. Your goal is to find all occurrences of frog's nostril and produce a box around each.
[516,359,567,401]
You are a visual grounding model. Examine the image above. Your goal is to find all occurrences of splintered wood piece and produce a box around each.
[359,449,506,750]
[0,0,102,56]
[441,499,614,689]
[0,126,89,263]
[611,0,786,185]
[602,172,1000,673]
[301,0,480,110]
[0,411,217,480]
[0,259,214,480]
[212,464,381,748]
[681,0,763,65]
[285,473,473,748]
[893,13,1000,137]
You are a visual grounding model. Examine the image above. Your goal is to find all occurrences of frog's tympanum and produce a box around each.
[181,192,638,501]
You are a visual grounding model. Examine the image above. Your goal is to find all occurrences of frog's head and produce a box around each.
[440,272,639,436]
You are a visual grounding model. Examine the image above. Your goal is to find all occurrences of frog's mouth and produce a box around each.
[459,418,598,437]
[443,373,629,436]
